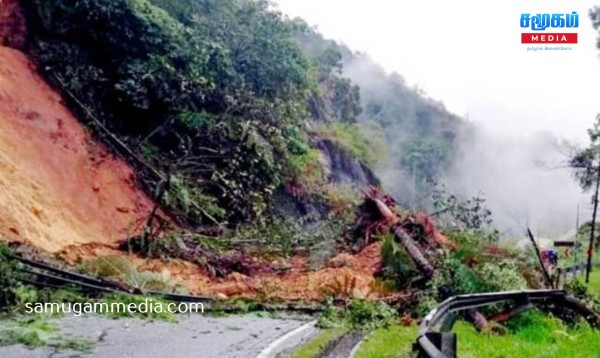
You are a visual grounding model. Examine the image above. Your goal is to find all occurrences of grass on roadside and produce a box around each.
[586,268,600,294]
[453,317,600,358]
[0,316,94,352]
[354,310,600,358]
[354,324,416,358]
[292,327,348,358]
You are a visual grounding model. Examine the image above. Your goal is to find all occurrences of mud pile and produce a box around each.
[0,46,155,252]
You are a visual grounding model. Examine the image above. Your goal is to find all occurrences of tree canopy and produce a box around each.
[22,0,466,227]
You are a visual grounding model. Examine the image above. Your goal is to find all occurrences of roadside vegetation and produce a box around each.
[291,327,347,358]
[0,316,93,353]
[589,269,600,293]
[355,311,600,358]
[1,0,600,356]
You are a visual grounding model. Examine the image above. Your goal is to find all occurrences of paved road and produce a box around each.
[0,314,312,358]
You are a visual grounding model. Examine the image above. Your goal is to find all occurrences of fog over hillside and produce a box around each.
[276,1,600,239]
[446,126,587,238]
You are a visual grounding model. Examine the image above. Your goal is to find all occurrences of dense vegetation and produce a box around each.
[2,2,600,356]
[21,0,465,233]
[295,25,465,207]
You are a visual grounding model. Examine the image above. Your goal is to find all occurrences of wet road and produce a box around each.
[0,314,315,358]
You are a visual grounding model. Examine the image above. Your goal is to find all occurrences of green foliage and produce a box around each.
[164,176,226,224]
[446,230,486,264]
[296,25,464,202]
[286,149,326,190]
[24,0,466,230]
[354,324,417,358]
[565,279,600,313]
[316,122,384,166]
[380,234,417,289]
[0,316,93,352]
[431,183,494,234]
[419,233,528,314]
[345,299,397,331]
[475,261,527,292]
[430,258,486,296]
[317,298,397,332]
[504,310,560,338]
[178,111,217,131]
[568,116,600,249]
[0,244,21,311]
[292,327,348,358]
[0,244,39,313]
[354,318,600,358]
[24,0,317,226]
[453,312,600,357]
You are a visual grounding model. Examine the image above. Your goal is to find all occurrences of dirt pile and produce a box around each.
[0,46,155,252]
[59,241,385,301]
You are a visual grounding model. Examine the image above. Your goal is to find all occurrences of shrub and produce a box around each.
[0,244,20,310]
[475,261,528,292]
[564,279,600,313]
[163,176,226,224]
[346,299,397,331]
[380,233,417,289]
[0,316,93,352]
[317,298,397,331]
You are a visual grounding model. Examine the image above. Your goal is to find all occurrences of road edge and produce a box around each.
[255,320,318,358]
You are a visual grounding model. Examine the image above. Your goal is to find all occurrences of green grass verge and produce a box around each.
[587,268,600,294]
[355,324,417,358]
[0,316,94,352]
[292,327,348,358]
[453,318,600,358]
[355,311,600,358]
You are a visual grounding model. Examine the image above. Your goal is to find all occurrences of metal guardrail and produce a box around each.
[413,290,600,358]
[7,253,325,313]
[9,253,213,302]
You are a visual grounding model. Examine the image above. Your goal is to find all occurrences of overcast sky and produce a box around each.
[275,0,600,143]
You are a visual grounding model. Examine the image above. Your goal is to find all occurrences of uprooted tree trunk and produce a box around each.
[350,187,493,330]
[393,226,435,278]
[354,188,436,279]
[466,308,490,332]
[487,303,534,324]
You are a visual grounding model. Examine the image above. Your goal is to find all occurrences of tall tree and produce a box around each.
[569,115,600,283]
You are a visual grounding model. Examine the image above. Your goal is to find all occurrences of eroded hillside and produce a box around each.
[0,46,155,252]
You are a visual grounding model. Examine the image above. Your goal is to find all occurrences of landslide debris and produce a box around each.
[0,46,155,252]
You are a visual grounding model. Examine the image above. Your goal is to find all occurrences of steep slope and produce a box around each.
[0,46,155,252]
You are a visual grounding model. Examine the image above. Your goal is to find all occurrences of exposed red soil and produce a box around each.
[58,242,386,301]
[0,31,388,301]
[0,2,439,303]
[0,46,155,252]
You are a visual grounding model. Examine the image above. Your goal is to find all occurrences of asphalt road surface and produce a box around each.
[0,314,314,358]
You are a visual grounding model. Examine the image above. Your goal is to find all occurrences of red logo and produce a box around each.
[521,33,577,43]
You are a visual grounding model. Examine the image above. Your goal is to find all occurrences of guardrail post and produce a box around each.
[417,332,456,358]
